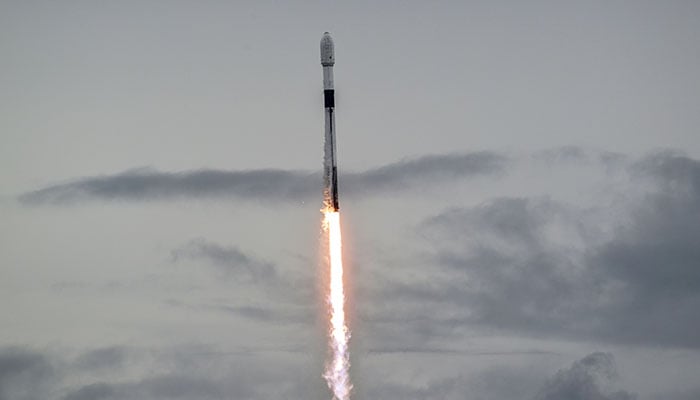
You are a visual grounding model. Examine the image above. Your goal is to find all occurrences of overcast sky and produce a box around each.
[2,1,700,400]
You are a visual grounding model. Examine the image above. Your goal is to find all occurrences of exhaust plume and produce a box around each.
[322,209,352,400]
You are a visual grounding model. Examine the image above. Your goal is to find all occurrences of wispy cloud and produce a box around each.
[18,152,507,205]
[19,168,318,205]
[168,238,314,325]
[171,238,277,283]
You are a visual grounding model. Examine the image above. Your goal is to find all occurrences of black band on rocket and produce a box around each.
[331,166,339,210]
[324,89,335,108]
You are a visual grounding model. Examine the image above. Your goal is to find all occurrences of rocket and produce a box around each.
[321,32,340,211]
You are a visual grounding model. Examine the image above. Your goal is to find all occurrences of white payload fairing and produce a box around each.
[321,32,340,211]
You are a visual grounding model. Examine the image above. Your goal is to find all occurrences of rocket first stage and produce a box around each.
[321,32,340,211]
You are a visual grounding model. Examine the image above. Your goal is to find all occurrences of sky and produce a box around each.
[1,1,700,399]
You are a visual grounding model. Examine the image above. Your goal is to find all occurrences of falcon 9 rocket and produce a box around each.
[321,32,339,211]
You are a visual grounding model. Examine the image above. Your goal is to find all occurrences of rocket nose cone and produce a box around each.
[320,32,335,66]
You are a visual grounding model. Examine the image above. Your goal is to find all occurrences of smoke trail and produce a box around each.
[322,210,352,400]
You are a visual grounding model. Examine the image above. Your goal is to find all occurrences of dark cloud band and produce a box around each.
[18,152,506,205]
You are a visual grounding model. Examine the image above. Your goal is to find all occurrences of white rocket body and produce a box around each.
[321,32,339,211]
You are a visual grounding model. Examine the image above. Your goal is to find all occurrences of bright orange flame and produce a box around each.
[322,210,352,400]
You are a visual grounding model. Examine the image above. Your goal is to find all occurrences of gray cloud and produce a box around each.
[169,239,315,326]
[361,368,541,400]
[3,344,694,400]
[1,344,322,400]
[365,348,558,356]
[121,375,226,400]
[343,151,507,194]
[204,304,313,325]
[56,348,320,400]
[19,167,317,205]
[632,151,700,195]
[171,238,277,283]
[62,383,115,400]
[584,152,700,346]
[169,238,313,301]
[359,353,635,400]
[358,196,584,349]
[164,300,314,326]
[18,152,506,205]
[0,347,54,400]
[534,353,636,400]
[61,375,237,400]
[533,146,627,169]
[358,152,700,348]
[654,389,700,400]
[73,346,127,371]
[422,197,558,248]
[534,145,591,163]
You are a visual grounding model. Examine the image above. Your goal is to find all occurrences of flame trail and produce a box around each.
[322,209,352,400]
